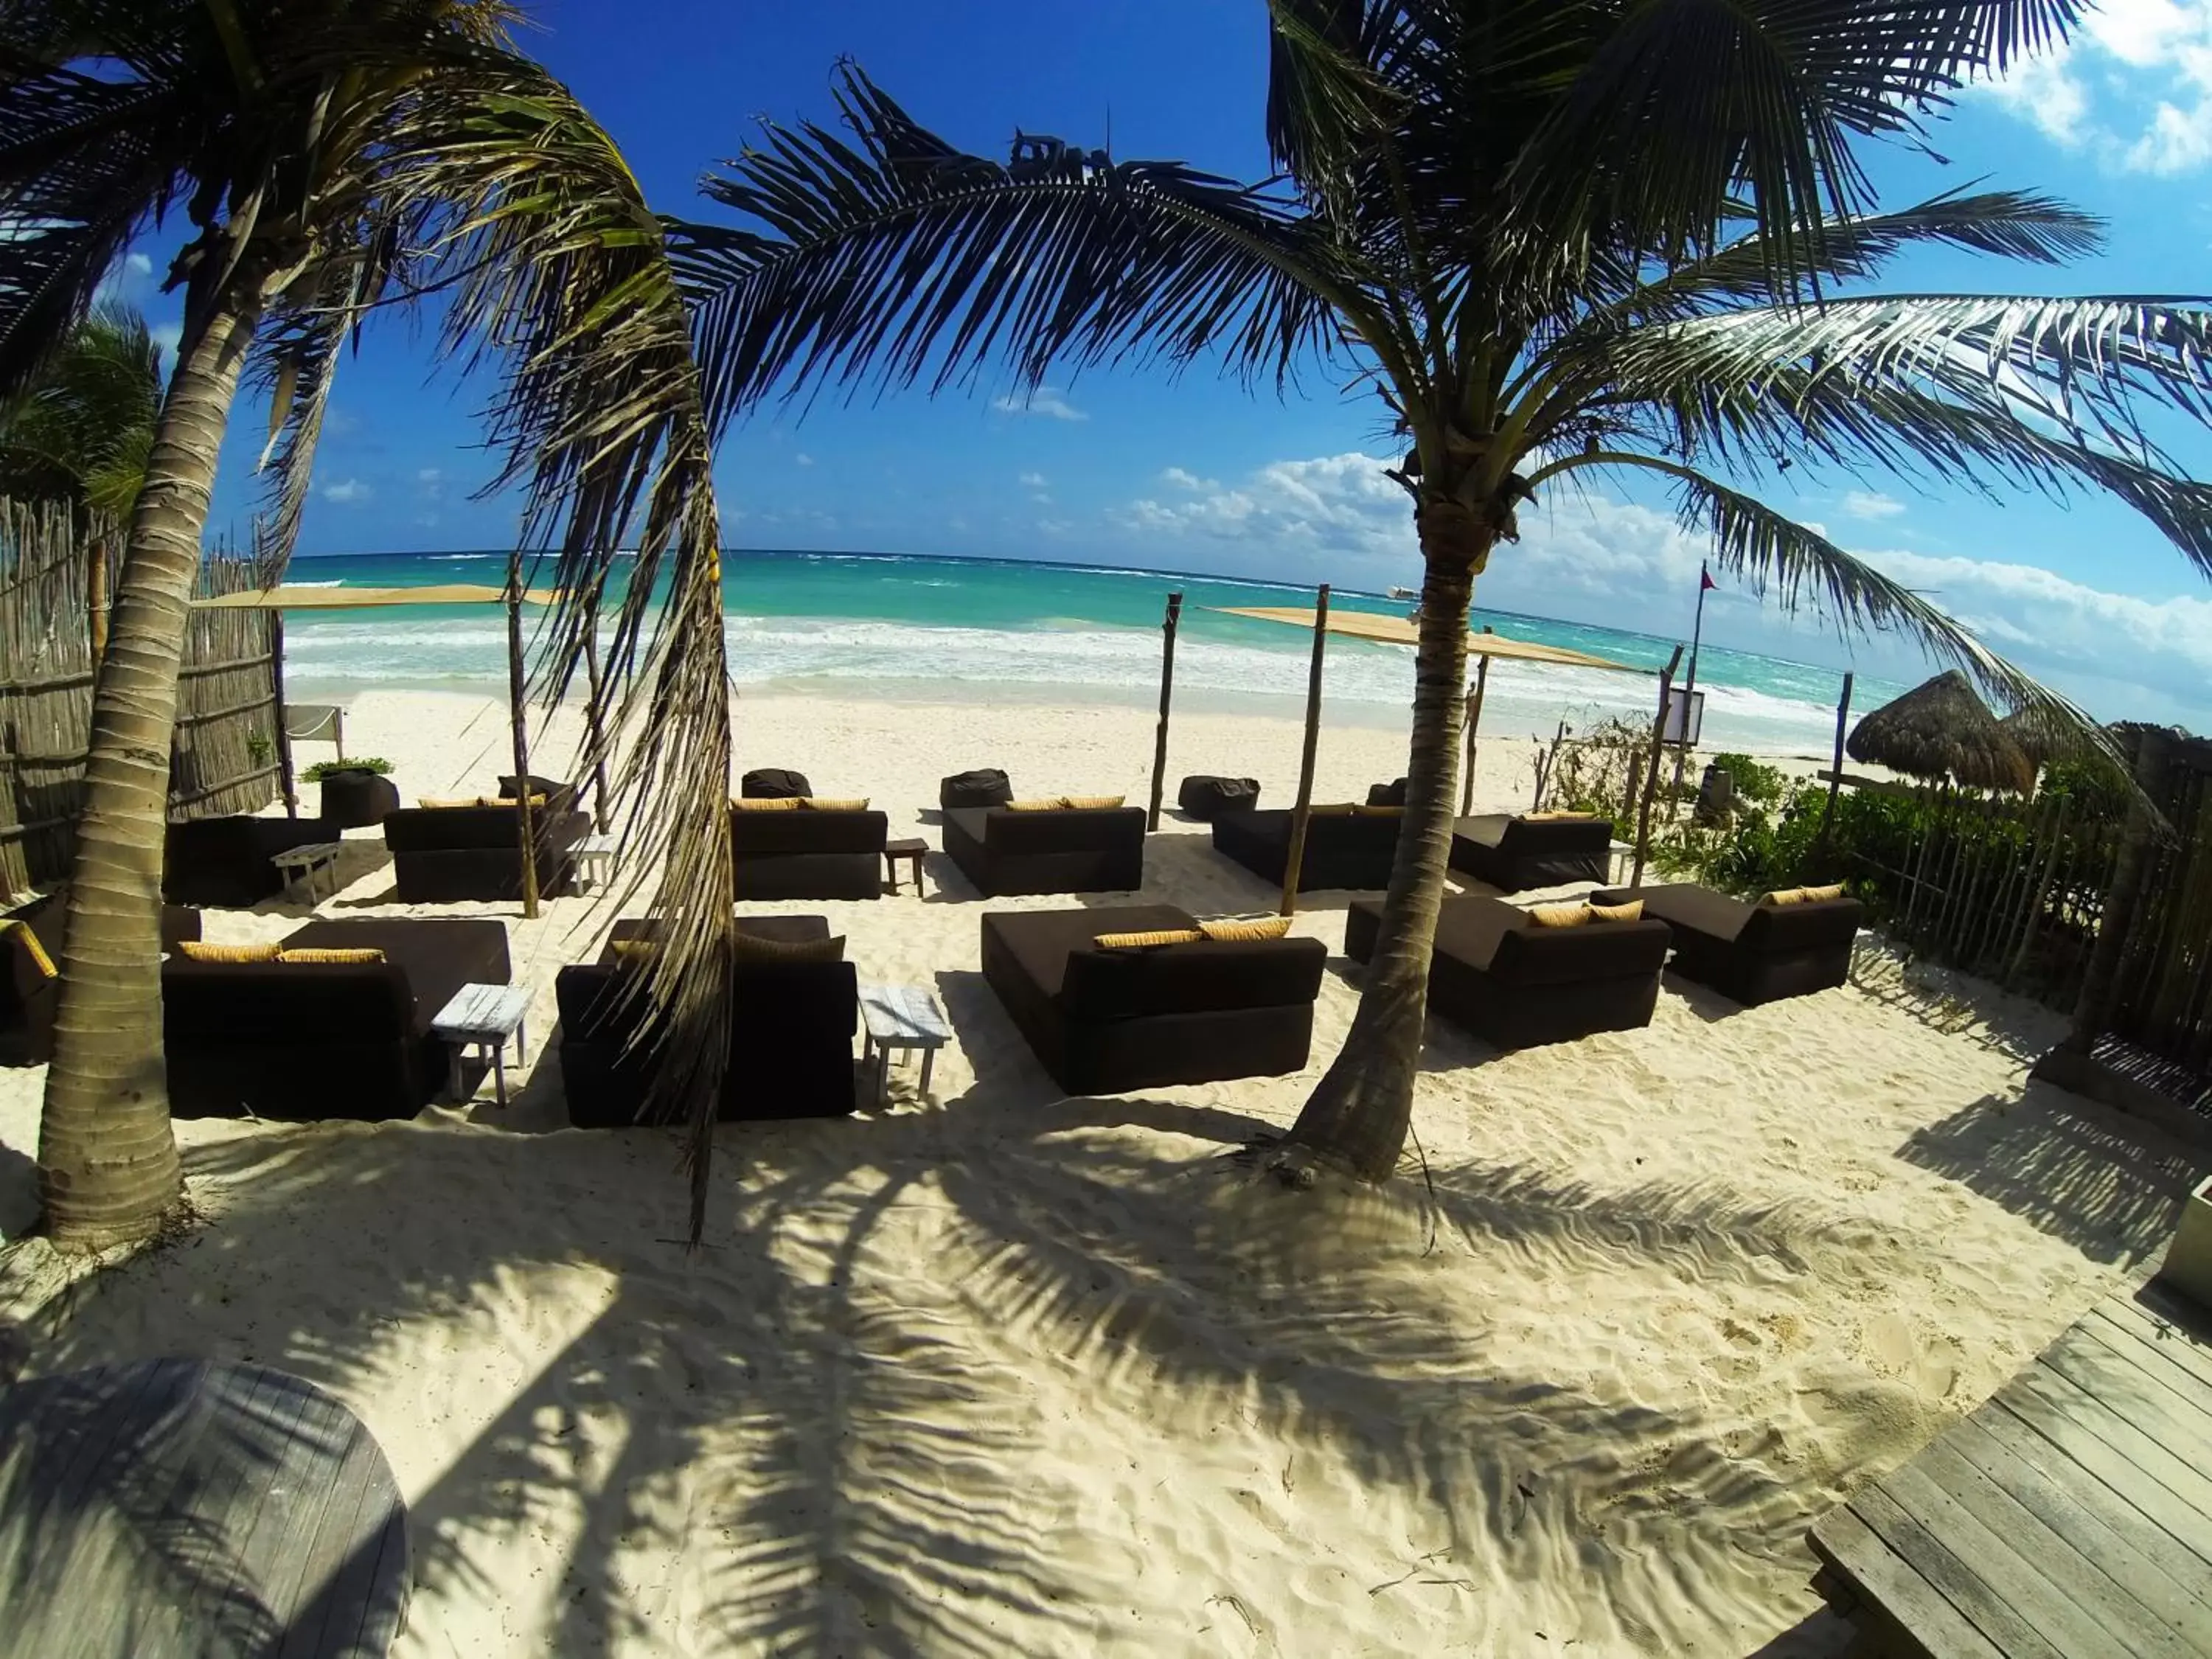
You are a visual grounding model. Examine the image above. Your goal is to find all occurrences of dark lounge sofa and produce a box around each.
[555,914,858,1127]
[162,917,510,1119]
[1211,807,1402,893]
[1450,813,1614,892]
[730,805,888,900]
[942,804,1145,897]
[980,905,1326,1095]
[163,813,341,907]
[1591,883,1863,1006]
[1346,893,1670,1048]
[3,890,201,1066]
[383,803,591,902]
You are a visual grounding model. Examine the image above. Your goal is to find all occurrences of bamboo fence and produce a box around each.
[0,500,278,899]
[2101,730,2212,1077]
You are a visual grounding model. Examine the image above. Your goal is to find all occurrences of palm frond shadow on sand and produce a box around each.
[12,1088,1877,1655]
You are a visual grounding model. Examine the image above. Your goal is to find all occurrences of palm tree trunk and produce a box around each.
[1279,500,1492,1180]
[38,295,262,1250]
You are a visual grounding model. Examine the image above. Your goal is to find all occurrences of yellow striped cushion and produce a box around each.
[730,796,804,812]
[1003,798,1068,813]
[732,932,846,963]
[0,919,57,980]
[1759,888,1806,907]
[417,796,476,810]
[1587,900,1644,925]
[608,938,660,964]
[1197,916,1293,942]
[1526,902,1591,929]
[1305,802,1361,816]
[1061,794,1125,810]
[176,940,283,963]
[801,797,871,811]
[1526,809,1599,822]
[1093,928,1205,949]
[276,947,386,965]
[475,794,548,809]
[1798,883,1846,902]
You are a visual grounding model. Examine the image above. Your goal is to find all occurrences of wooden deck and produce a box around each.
[0,1357,408,1658]
[1810,1279,2212,1658]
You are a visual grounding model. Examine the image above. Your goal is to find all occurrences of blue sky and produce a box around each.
[114,1,2212,726]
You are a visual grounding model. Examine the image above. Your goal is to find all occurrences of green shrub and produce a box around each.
[1708,751,1787,807]
[302,756,392,782]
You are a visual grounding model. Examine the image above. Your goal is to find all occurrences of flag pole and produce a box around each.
[1668,560,1712,800]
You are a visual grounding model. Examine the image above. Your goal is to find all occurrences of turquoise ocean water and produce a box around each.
[278,548,1902,756]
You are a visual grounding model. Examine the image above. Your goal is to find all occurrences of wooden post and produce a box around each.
[1629,646,1685,888]
[581,590,613,834]
[1148,591,1183,832]
[1817,671,1853,857]
[1461,654,1489,815]
[2065,726,2171,1054]
[86,535,108,664]
[507,557,540,920]
[268,608,297,818]
[1279,585,1331,917]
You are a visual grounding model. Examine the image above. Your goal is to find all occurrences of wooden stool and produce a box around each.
[884,838,928,894]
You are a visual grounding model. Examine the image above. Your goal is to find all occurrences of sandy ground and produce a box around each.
[2,688,2205,1657]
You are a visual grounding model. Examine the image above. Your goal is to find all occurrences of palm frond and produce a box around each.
[1506,0,2087,288]
[672,64,1344,432]
[361,58,735,1241]
[1543,451,2100,747]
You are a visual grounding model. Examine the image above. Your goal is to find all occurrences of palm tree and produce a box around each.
[667,2,2212,1186]
[0,1,733,1248]
[0,300,162,655]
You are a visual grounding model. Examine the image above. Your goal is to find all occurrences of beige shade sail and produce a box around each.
[192,582,560,610]
[1210,605,1634,672]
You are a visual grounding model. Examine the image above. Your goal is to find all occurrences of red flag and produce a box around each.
[1699,566,1717,592]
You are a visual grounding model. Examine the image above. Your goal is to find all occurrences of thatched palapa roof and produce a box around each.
[1846,669,2035,793]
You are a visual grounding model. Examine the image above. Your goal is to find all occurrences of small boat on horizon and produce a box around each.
[1388,585,1417,600]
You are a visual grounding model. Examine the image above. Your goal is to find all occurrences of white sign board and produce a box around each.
[1661,687,1705,746]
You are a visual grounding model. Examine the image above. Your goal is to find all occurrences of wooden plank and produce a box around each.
[1993,1373,2212,1569]
[263,1397,371,1648]
[294,1495,409,1659]
[1849,1481,2059,1658]
[2008,1357,2212,1525]
[2042,1329,2212,1473]
[189,1366,320,1650]
[2086,1300,2212,1395]
[274,1436,383,1659]
[1878,1455,2121,1659]
[1947,1412,2212,1657]
[1810,1503,2007,1659]
[1906,1433,2202,1659]
[2067,1316,2212,1444]
[2135,1279,2212,1351]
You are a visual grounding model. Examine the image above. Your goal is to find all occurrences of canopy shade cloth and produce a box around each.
[1210,605,1635,672]
[192,582,559,609]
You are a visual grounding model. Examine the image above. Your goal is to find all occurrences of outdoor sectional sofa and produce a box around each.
[162,916,511,1119]
[942,804,1145,897]
[1449,813,1614,892]
[555,914,858,1127]
[1211,807,1402,893]
[1591,882,1863,1006]
[730,804,889,900]
[1346,893,1670,1048]
[2,889,201,1066]
[383,801,591,902]
[980,904,1326,1095]
[162,813,342,908]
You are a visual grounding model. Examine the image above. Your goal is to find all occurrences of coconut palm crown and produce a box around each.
[669,1,2212,1183]
[1,0,734,1247]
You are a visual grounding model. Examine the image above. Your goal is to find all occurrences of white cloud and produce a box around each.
[992,386,1087,422]
[125,252,152,276]
[1161,465,1217,490]
[320,478,372,505]
[416,467,442,484]
[1986,2,2212,172]
[1116,446,2212,723]
[1018,470,1048,488]
[795,451,815,467]
[1842,490,1906,520]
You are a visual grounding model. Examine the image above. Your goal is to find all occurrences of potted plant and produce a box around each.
[305,757,400,830]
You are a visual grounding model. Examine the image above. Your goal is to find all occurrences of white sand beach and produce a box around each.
[2,687,2205,1657]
